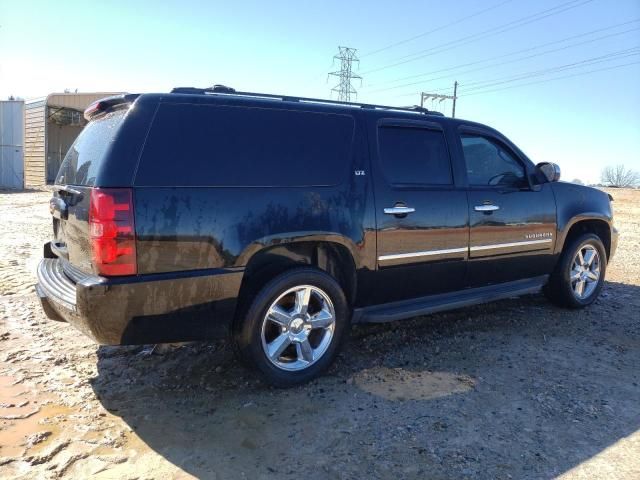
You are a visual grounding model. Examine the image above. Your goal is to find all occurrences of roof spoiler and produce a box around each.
[84,94,140,121]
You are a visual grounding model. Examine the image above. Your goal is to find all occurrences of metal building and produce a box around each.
[24,93,120,187]
[0,100,25,189]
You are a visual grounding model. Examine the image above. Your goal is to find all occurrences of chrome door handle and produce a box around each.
[384,206,416,215]
[474,204,500,212]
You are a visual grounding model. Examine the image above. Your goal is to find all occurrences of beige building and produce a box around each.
[24,93,121,187]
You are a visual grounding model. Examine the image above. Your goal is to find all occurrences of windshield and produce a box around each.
[56,109,127,186]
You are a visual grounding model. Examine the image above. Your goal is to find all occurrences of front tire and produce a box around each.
[544,232,607,308]
[235,268,349,387]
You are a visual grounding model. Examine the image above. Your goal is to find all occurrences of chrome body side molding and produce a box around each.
[378,247,467,262]
[378,239,553,265]
[470,238,552,252]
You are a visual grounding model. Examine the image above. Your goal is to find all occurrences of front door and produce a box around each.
[370,118,469,305]
[458,129,557,287]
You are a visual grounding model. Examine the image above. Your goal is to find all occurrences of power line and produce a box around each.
[458,60,640,96]
[361,0,594,75]
[458,47,640,93]
[396,84,459,98]
[367,25,640,94]
[365,18,640,89]
[328,47,362,101]
[363,0,593,74]
[392,47,640,98]
[361,0,514,58]
[396,83,466,98]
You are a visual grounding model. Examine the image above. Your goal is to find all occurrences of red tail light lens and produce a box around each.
[89,188,137,276]
[83,100,106,121]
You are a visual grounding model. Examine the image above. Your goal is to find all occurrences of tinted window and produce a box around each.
[136,104,355,187]
[461,134,526,187]
[56,109,127,186]
[378,126,452,186]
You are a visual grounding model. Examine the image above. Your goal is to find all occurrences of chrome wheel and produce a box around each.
[260,285,336,372]
[570,244,601,299]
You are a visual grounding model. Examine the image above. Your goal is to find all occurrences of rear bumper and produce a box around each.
[36,258,243,345]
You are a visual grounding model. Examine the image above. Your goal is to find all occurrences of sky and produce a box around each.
[1,0,639,184]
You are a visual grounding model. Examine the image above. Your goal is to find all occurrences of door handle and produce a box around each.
[384,206,416,215]
[474,204,500,212]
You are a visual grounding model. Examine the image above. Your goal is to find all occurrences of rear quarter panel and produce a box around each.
[134,184,373,272]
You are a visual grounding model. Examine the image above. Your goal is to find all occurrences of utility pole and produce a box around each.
[452,81,458,118]
[328,47,362,102]
[420,81,458,117]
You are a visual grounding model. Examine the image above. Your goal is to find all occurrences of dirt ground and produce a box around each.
[0,188,638,479]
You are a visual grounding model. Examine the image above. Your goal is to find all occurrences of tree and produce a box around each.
[601,165,640,188]
[571,178,584,185]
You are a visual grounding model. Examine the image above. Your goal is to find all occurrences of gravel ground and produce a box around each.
[0,188,638,479]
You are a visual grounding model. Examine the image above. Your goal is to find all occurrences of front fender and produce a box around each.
[552,182,614,255]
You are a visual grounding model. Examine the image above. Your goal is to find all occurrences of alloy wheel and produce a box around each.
[260,285,336,371]
[570,244,601,299]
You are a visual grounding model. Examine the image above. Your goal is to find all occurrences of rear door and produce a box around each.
[370,117,469,304]
[51,109,130,274]
[458,127,557,287]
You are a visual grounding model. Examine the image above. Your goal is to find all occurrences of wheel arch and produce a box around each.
[557,215,612,260]
[234,236,360,331]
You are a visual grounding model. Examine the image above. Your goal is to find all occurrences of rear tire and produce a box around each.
[234,268,349,387]
[544,232,607,308]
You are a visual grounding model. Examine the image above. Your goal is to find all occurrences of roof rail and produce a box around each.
[169,86,445,117]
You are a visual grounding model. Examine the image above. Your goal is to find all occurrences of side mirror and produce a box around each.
[536,162,561,183]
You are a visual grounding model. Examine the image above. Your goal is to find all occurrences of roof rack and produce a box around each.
[170,86,445,117]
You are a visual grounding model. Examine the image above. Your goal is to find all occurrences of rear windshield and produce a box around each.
[135,103,355,187]
[56,109,127,186]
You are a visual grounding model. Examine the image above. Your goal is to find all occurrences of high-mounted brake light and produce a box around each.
[89,188,137,276]
[83,100,106,121]
[83,94,140,121]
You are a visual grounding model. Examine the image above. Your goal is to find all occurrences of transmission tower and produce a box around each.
[328,47,362,102]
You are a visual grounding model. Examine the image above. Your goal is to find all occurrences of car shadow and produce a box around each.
[91,280,640,479]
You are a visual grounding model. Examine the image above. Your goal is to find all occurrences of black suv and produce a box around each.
[36,87,618,386]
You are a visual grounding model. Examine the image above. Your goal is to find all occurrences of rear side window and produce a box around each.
[461,134,526,188]
[377,126,452,186]
[135,104,355,187]
[56,109,127,186]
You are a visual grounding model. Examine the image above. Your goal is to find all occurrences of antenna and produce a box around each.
[328,47,362,102]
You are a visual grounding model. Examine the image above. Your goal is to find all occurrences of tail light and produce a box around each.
[89,188,137,276]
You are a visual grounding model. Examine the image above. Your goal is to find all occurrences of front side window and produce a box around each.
[378,126,452,186]
[461,134,526,188]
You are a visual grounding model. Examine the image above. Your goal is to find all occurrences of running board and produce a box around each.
[352,275,549,324]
